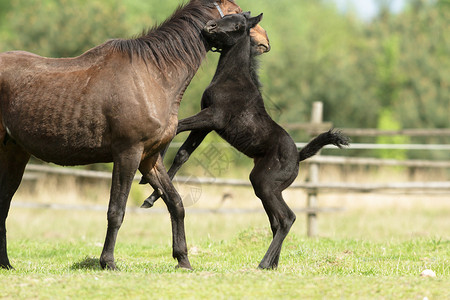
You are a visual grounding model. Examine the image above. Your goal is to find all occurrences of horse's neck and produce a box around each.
[111,1,213,79]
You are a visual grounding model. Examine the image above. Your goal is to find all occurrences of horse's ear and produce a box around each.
[248,13,263,29]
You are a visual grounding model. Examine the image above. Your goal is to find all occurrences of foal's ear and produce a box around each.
[248,13,263,29]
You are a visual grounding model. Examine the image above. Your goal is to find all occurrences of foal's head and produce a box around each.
[203,12,263,51]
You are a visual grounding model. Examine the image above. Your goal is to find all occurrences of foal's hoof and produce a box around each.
[139,176,148,185]
[141,195,159,209]
[140,199,154,209]
[257,262,277,270]
[0,263,14,270]
[176,262,193,271]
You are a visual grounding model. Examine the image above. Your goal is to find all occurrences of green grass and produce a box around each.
[1,207,449,299]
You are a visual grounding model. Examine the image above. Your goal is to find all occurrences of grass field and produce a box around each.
[1,202,449,299]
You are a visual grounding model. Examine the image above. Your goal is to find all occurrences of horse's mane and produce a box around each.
[110,1,215,71]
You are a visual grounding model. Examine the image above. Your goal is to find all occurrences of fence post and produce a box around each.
[307,101,323,237]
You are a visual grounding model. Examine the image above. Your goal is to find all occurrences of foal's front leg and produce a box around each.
[177,107,226,134]
[142,107,224,208]
[100,146,142,270]
[141,130,210,208]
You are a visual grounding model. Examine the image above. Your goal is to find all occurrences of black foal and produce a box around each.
[142,13,349,269]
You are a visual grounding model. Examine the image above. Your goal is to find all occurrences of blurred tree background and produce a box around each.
[0,0,448,167]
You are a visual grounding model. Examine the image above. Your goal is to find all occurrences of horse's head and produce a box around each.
[250,24,270,54]
[206,0,241,17]
[203,12,263,51]
[206,1,270,54]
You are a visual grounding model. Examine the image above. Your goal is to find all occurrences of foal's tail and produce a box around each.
[298,129,349,162]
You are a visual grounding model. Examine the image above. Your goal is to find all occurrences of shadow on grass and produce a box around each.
[71,256,102,271]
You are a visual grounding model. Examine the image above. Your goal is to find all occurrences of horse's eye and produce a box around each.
[235,24,240,30]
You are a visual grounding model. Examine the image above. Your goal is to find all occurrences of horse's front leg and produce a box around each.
[141,130,210,208]
[0,140,30,270]
[100,146,142,270]
[140,155,192,269]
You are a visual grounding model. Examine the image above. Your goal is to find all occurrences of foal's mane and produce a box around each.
[110,1,215,71]
[249,42,262,90]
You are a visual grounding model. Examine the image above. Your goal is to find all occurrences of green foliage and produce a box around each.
[368,0,450,131]
[376,109,409,159]
[0,0,12,21]
[2,0,129,57]
[240,0,375,130]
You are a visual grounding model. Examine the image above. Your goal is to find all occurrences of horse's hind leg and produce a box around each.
[0,140,30,269]
[140,155,192,269]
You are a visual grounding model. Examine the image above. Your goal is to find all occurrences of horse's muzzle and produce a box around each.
[257,43,270,54]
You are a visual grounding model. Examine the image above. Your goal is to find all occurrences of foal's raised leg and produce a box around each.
[140,155,192,269]
[141,130,210,208]
[99,146,142,270]
[249,157,298,269]
[0,140,30,269]
[176,108,224,134]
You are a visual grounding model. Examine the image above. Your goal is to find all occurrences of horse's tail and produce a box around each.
[298,129,349,162]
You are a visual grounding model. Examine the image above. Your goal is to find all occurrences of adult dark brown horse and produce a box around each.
[0,0,270,270]
[142,12,349,269]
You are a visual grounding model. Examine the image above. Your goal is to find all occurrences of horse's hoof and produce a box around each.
[140,199,154,209]
[100,259,117,271]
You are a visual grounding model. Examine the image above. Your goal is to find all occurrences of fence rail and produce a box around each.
[341,128,450,137]
[306,155,450,168]
[22,155,450,236]
[282,125,450,137]
[24,163,450,193]
[19,101,450,237]
[11,201,344,215]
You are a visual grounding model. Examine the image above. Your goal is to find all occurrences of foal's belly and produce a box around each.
[216,115,272,158]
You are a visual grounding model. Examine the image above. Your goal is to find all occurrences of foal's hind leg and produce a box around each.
[140,155,192,269]
[0,140,30,269]
[141,130,210,208]
[249,157,298,269]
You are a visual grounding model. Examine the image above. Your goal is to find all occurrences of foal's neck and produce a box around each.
[215,34,258,87]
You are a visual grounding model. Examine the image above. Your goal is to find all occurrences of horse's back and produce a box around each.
[0,44,178,166]
[0,46,122,164]
[0,44,110,75]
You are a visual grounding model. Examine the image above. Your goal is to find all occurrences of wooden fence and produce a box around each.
[20,153,450,237]
[17,101,450,237]
[302,102,449,236]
